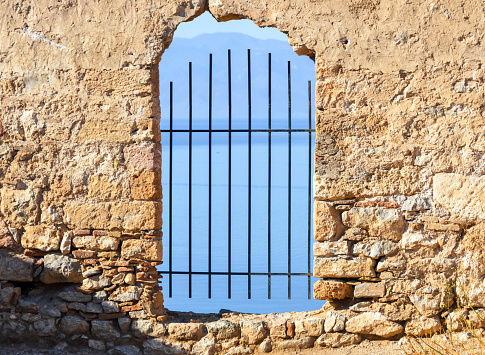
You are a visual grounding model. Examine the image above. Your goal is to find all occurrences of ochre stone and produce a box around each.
[314,257,376,278]
[313,201,345,241]
[121,239,162,261]
[130,170,162,200]
[22,226,61,252]
[313,279,353,300]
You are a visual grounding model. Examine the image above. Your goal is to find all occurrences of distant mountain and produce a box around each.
[159,33,316,128]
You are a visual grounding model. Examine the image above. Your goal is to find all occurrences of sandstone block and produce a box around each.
[192,337,216,355]
[88,174,123,200]
[41,254,82,283]
[313,201,345,241]
[345,312,403,338]
[240,320,267,345]
[109,286,143,302]
[324,312,346,332]
[73,235,119,251]
[314,257,376,278]
[313,279,353,300]
[295,318,324,337]
[400,232,439,250]
[276,337,314,351]
[352,240,398,259]
[0,250,34,281]
[131,170,162,200]
[132,319,167,337]
[405,316,442,336]
[342,207,405,241]
[1,186,41,227]
[207,319,239,339]
[22,226,61,251]
[65,201,162,231]
[82,274,111,290]
[316,333,361,348]
[313,241,350,257]
[354,283,385,298]
[433,173,485,220]
[124,143,161,172]
[121,239,162,261]
[168,323,204,341]
[143,338,183,355]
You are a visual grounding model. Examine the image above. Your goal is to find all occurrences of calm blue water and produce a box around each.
[158,118,324,314]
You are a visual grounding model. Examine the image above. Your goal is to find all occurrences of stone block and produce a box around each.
[168,323,204,341]
[405,316,442,336]
[400,232,439,250]
[276,337,314,351]
[207,319,239,339]
[269,318,287,338]
[65,201,162,231]
[352,240,398,259]
[313,241,350,257]
[143,338,183,355]
[124,143,161,172]
[313,201,345,241]
[41,254,82,283]
[316,333,361,348]
[91,320,121,339]
[342,207,405,241]
[82,274,111,290]
[88,174,123,200]
[21,226,61,251]
[433,173,485,220]
[354,283,386,298]
[58,288,92,302]
[109,286,143,302]
[131,170,162,200]
[324,312,346,332]
[295,318,324,337]
[121,239,162,261]
[60,231,73,255]
[402,196,432,211]
[314,257,376,278]
[0,219,20,251]
[1,186,41,227]
[60,316,90,334]
[240,320,267,345]
[346,312,403,338]
[72,235,119,251]
[132,319,167,337]
[313,279,353,300]
[0,250,34,281]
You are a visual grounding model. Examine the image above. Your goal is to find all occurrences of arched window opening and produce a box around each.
[158,12,318,314]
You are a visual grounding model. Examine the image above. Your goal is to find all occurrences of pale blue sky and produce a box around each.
[174,12,288,41]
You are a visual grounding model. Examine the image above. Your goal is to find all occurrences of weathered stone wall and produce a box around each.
[1,0,485,353]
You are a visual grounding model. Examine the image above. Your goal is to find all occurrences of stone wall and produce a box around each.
[1,0,485,353]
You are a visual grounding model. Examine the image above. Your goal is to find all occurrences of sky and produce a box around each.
[173,11,288,41]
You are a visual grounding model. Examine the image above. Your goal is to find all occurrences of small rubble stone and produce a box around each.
[41,254,82,283]
[324,312,346,332]
[108,345,142,355]
[316,333,361,348]
[314,257,376,278]
[313,279,353,300]
[269,318,287,338]
[400,232,439,250]
[342,207,405,241]
[168,323,204,341]
[73,235,120,251]
[60,231,73,255]
[260,340,272,353]
[86,302,103,313]
[82,274,111,290]
[58,288,92,302]
[342,228,368,241]
[0,250,34,282]
[346,312,403,338]
[354,283,386,298]
[132,319,166,337]
[405,316,442,336]
[102,300,120,313]
[118,317,132,333]
[93,290,108,303]
[225,346,254,355]
[240,320,267,345]
[33,318,58,337]
[207,319,239,339]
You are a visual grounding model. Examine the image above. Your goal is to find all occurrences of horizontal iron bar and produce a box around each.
[158,271,313,276]
[160,129,315,133]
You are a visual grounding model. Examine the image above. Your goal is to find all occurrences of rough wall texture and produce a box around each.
[1,0,485,353]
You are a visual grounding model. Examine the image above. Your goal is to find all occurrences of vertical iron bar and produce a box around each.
[228,49,232,299]
[189,62,193,299]
[208,54,213,299]
[287,61,292,299]
[169,81,173,298]
[267,53,272,300]
[247,49,252,299]
[307,80,312,300]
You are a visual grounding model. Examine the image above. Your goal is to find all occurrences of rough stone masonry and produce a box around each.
[1,0,485,354]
